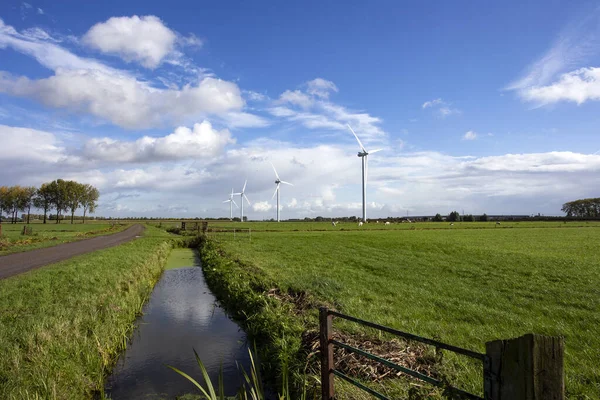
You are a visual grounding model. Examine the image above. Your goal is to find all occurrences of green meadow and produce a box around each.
[0,225,171,399]
[213,223,600,398]
[0,222,128,255]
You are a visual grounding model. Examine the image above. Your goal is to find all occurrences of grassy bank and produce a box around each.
[0,225,171,399]
[0,222,129,256]
[208,224,600,399]
[198,238,320,397]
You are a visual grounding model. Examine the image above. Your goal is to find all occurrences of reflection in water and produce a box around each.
[106,267,251,399]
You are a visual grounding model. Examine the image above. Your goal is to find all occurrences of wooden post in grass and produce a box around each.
[320,307,334,400]
[485,334,564,400]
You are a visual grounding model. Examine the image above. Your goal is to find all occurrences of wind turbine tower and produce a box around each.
[222,188,238,220]
[233,180,251,222]
[271,163,293,222]
[347,124,383,223]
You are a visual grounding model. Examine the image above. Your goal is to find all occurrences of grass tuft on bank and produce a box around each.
[0,225,171,400]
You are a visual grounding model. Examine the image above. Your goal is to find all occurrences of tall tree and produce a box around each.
[0,186,8,233]
[447,210,460,222]
[562,198,600,218]
[48,180,69,224]
[80,184,99,224]
[22,186,37,224]
[65,181,84,224]
[33,183,53,224]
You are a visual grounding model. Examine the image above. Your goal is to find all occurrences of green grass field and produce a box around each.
[0,222,128,255]
[0,225,172,399]
[213,222,600,398]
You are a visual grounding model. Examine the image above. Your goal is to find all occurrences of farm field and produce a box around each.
[148,219,600,232]
[215,223,600,398]
[0,222,128,256]
[0,225,171,399]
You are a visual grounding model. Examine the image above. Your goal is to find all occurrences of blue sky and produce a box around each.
[1,0,599,218]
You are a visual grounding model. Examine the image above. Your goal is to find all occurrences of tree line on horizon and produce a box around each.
[0,180,99,224]
[561,198,600,218]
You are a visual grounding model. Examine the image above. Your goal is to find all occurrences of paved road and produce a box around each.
[0,224,145,280]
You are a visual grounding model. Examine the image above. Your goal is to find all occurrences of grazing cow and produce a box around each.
[496,221,501,225]
[450,223,454,226]
[358,221,364,227]
[385,221,391,225]
[331,221,337,227]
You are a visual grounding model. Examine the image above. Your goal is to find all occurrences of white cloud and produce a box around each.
[37,8,44,15]
[518,67,600,105]
[421,98,460,117]
[270,78,386,142]
[0,125,68,163]
[82,121,234,163]
[463,131,477,140]
[252,201,273,212]
[422,98,443,108]
[0,19,253,129]
[0,70,244,129]
[2,123,600,218]
[278,90,313,108]
[507,8,600,105]
[306,78,338,98]
[82,15,178,69]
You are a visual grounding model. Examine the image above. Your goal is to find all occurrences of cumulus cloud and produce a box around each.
[83,121,234,163]
[507,8,600,106]
[463,131,477,140]
[0,19,253,130]
[0,70,244,129]
[82,15,178,69]
[2,123,600,218]
[252,201,273,212]
[0,124,68,163]
[518,67,600,105]
[422,98,443,109]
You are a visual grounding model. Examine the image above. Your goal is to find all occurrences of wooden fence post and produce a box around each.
[485,334,564,400]
[320,307,334,400]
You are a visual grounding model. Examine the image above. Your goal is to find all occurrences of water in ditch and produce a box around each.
[105,248,251,399]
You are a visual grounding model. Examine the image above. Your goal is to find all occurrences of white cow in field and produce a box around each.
[358,221,364,227]
[331,221,337,227]
[496,221,501,225]
[385,221,391,225]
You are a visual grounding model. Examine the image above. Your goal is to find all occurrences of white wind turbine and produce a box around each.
[271,163,293,222]
[233,180,251,222]
[222,188,238,220]
[347,124,383,223]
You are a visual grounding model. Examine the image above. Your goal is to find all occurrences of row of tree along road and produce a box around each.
[0,180,99,224]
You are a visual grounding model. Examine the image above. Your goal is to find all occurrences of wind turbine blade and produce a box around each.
[272,185,279,200]
[232,192,241,196]
[231,199,239,208]
[369,148,384,154]
[231,188,234,196]
[347,124,366,153]
[243,193,251,205]
[270,162,280,180]
[242,180,247,193]
[223,200,230,203]
[280,180,293,186]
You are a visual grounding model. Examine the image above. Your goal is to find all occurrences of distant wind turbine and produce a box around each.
[233,180,251,222]
[347,124,383,223]
[271,163,293,222]
[222,188,238,220]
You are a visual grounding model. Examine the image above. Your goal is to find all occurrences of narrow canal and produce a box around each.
[105,248,251,399]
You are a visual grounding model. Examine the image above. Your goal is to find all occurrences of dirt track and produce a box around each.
[0,224,145,280]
